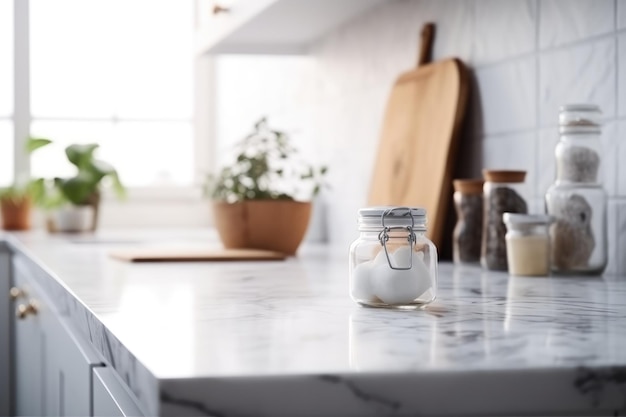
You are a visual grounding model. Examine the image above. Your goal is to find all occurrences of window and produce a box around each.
[0,0,13,186]
[29,0,194,187]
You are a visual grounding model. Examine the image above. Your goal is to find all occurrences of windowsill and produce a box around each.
[99,185,204,203]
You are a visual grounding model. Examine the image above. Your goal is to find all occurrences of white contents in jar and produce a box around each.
[350,249,389,303]
[370,247,431,305]
[505,234,550,276]
[352,262,376,302]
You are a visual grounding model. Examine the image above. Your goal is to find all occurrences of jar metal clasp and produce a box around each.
[377,207,416,270]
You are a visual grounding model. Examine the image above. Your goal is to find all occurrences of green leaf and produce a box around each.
[65,144,99,170]
[202,116,329,202]
[26,137,52,154]
[55,175,95,205]
[109,171,126,200]
[26,178,46,205]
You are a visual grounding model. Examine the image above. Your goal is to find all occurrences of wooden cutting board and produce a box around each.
[368,23,469,250]
[110,247,286,262]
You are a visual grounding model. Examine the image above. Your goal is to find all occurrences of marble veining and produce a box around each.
[4,230,626,416]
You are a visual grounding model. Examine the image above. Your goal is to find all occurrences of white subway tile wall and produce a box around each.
[539,0,615,49]
[474,57,537,135]
[619,121,626,196]
[537,127,559,197]
[618,202,626,274]
[619,0,626,30]
[538,37,616,126]
[227,0,625,272]
[619,34,626,117]
[474,0,536,65]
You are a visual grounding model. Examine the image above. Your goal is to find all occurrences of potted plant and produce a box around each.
[204,117,327,255]
[0,137,51,230]
[44,143,125,233]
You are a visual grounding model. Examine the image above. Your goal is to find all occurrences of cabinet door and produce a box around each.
[93,368,144,417]
[0,249,11,417]
[12,263,44,417]
[12,255,104,417]
[43,312,103,416]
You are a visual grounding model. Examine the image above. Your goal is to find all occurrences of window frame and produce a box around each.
[11,0,215,209]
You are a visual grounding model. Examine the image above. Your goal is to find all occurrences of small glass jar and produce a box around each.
[503,213,553,276]
[349,206,437,309]
[453,179,484,264]
[481,170,528,271]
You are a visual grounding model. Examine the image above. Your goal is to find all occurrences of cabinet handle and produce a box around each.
[16,300,38,319]
[212,4,230,15]
[9,287,24,301]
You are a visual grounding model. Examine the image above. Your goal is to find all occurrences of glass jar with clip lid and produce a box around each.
[349,206,438,309]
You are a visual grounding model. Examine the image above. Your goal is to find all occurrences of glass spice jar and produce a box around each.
[481,170,528,271]
[453,179,484,264]
[503,213,553,276]
[349,206,437,309]
[545,104,607,274]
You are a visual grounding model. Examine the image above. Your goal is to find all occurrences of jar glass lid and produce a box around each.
[358,206,427,230]
[559,103,602,133]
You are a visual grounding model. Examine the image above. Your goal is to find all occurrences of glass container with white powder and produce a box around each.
[349,207,437,309]
[545,104,608,274]
[503,213,553,276]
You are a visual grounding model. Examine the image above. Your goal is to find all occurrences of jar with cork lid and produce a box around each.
[545,104,607,274]
[453,179,484,264]
[349,206,437,309]
[481,170,528,271]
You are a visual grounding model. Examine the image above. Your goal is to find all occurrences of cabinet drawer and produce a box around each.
[93,368,144,417]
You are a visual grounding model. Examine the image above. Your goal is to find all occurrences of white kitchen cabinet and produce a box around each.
[93,368,144,417]
[195,0,388,55]
[0,245,11,417]
[11,255,104,416]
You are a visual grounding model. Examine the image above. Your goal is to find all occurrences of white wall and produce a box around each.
[214,0,626,274]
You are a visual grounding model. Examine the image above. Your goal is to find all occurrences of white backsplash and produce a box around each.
[539,0,615,48]
[619,33,626,116]
[215,0,626,275]
[539,37,617,125]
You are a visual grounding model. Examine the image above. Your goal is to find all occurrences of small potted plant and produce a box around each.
[44,143,125,233]
[204,117,327,255]
[0,137,51,230]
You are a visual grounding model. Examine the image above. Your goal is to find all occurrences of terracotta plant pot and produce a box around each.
[1,197,32,231]
[212,200,312,256]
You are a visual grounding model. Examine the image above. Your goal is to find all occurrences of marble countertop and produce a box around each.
[3,230,626,416]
